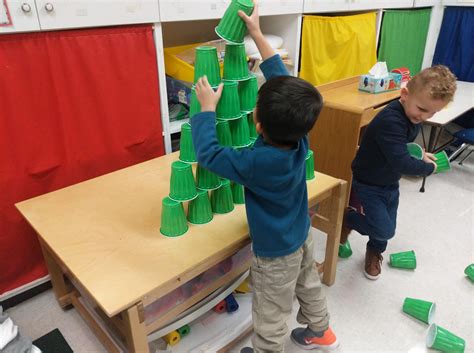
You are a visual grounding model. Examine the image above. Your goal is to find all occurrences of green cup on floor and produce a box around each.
[239,75,258,112]
[179,123,196,163]
[434,150,451,173]
[169,161,197,202]
[402,297,436,324]
[407,142,423,160]
[216,120,233,147]
[306,150,315,180]
[189,87,201,119]
[338,240,353,258]
[211,179,235,214]
[426,324,465,353]
[247,112,258,139]
[231,182,245,204]
[160,197,188,237]
[229,115,250,147]
[177,324,191,337]
[194,46,221,87]
[196,164,221,190]
[389,250,416,269]
[223,43,250,81]
[216,81,241,120]
[464,263,474,282]
[215,0,254,44]
[187,189,213,225]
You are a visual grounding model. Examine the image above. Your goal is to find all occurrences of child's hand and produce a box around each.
[423,152,438,172]
[195,76,224,112]
[238,1,261,38]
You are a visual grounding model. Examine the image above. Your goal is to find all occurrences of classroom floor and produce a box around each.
[5,151,474,353]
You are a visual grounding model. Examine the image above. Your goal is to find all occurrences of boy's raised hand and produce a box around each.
[238,1,261,37]
[195,76,224,112]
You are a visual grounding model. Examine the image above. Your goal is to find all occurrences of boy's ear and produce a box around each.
[400,87,409,102]
[255,121,263,135]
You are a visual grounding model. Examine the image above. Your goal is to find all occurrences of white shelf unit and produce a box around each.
[443,0,474,5]
[0,0,40,33]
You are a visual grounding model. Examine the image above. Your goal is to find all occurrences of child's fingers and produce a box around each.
[215,83,224,98]
[238,10,250,22]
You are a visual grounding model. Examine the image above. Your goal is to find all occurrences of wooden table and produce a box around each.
[16,152,346,353]
[309,76,400,214]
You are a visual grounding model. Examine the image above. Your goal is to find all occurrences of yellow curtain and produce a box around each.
[300,12,377,85]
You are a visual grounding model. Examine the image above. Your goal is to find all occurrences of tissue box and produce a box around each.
[358,73,402,94]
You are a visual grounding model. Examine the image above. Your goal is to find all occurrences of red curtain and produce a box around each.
[0,25,164,295]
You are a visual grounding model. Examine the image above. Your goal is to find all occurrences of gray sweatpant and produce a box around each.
[250,232,330,353]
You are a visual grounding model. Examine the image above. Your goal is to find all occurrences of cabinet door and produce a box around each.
[35,0,160,30]
[258,0,303,15]
[0,0,40,33]
[349,0,413,10]
[159,0,229,22]
[304,0,349,13]
[443,0,474,4]
[414,0,438,6]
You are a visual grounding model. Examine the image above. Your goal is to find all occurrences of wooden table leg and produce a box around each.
[39,240,71,308]
[122,304,149,353]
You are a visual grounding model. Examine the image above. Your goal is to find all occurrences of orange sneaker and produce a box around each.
[291,326,339,350]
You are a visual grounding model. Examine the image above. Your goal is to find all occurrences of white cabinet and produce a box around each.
[443,0,474,5]
[0,0,40,33]
[304,0,414,12]
[258,0,304,15]
[354,0,413,9]
[159,0,229,22]
[304,0,349,13]
[414,0,439,6]
[35,0,160,30]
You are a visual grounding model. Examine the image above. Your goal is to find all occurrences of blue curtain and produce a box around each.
[433,7,474,82]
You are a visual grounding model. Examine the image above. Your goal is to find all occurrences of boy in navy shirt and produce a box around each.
[191,4,338,352]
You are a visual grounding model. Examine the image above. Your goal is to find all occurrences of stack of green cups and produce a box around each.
[194,46,221,87]
[338,241,353,258]
[215,0,254,44]
[402,297,436,324]
[434,150,451,173]
[160,197,188,237]
[179,123,196,163]
[426,324,465,352]
[211,179,235,214]
[231,182,245,204]
[223,43,250,81]
[169,161,198,201]
[305,150,315,180]
[216,120,233,147]
[187,189,213,225]
[389,250,416,269]
[230,116,251,147]
[189,87,201,119]
[247,113,258,139]
[407,143,424,160]
[196,164,221,190]
[239,75,258,112]
[216,81,241,120]
[464,263,474,282]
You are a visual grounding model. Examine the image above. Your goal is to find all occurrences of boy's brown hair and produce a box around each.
[407,65,457,101]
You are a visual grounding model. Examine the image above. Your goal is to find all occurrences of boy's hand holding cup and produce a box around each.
[195,76,224,112]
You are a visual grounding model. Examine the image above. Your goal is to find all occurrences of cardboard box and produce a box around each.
[358,72,402,94]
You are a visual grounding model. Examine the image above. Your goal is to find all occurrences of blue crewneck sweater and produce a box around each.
[191,55,309,257]
[352,100,435,186]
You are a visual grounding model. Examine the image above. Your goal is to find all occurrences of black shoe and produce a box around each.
[240,347,254,353]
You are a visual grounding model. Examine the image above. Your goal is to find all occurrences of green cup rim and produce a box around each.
[215,27,244,45]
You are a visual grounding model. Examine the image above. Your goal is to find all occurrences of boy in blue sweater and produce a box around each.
[191,4,338,352]
[341,66,457,280]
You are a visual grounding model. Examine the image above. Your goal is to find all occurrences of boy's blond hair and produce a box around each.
[407,65,457,101]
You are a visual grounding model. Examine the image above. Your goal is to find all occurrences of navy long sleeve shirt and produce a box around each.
[352,100,435,186]
[191,55,310,257]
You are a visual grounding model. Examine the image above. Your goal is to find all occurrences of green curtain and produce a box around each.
[378,9,431,75]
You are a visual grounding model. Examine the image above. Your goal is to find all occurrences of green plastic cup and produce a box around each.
[426,324,465,353]
[179,123,196,163]
[464,263,474,282]
[211,179,235,214]
[223,43,250,81]
[338,240,353,258]
[407,143,423,160]
[216,120,233,147]
[247,113,258,138]
[194,46,221,87]
[389,250,416,269]
[249,137,257,147]
[239,74,258,111]
[196,164,221,190]
[230,115,250,147]
[434,150,451,173]
[402,297,436,324]
[216,81,241,120]
[231,182,245,204]
[215,0,254,44]
[177,324,191,337]
[187,189,213,225]
[160,197,188,237]
[306,150,315,180]
[169,161,198,202]
[189,87,201,119]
